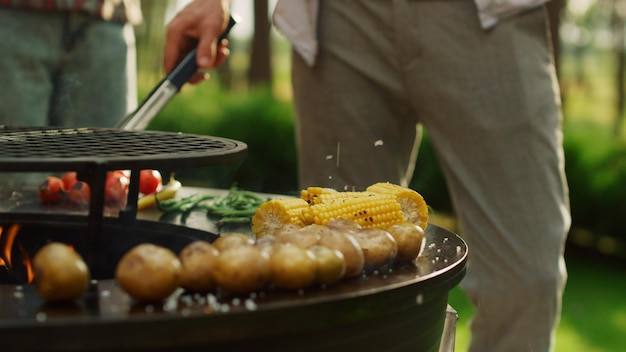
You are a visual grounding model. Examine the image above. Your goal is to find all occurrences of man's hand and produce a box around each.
[164,0,231,84]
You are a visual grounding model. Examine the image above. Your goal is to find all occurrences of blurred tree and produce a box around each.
[248,0,272,87]
[611,0,626,137]
[135,1,171,88]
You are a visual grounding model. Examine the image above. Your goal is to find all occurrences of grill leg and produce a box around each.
[439,304,458,352]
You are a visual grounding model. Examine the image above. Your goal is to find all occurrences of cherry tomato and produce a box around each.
[38,176,64,203]
[139,169,162,195]
[61,171,78,191]
[67,181,91,205]
[105,170,130,203]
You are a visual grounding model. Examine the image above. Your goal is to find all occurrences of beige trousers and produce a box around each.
[292,1,570,351]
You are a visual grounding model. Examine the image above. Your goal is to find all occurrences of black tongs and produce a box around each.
[116,16,237,130]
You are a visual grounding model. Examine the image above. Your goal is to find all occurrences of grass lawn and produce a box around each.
[448,255,626,351]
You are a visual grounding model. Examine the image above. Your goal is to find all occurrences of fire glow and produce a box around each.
[0,224,34,283]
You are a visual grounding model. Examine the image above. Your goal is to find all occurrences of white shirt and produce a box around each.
[273,0,550,66]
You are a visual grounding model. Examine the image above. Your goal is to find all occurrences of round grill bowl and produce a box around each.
[0,221,466,352]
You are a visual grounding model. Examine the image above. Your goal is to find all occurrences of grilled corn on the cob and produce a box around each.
[250,198,309,238]
[366,182,429,229]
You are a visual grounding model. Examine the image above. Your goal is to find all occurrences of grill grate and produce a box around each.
[0,126,247,171]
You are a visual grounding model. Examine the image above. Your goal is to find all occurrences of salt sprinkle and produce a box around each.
[100,290,111,298]
[374,140,384,147]
[231,298,241,306]
[36,312,47,322]
[244,299,258,311]
[416,294,424,305]
[325,155,334,160]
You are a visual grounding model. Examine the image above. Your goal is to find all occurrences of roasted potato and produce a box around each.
[212,232,255,251]
[386,222,425,261]
[115,243,182,302]
[353,228,398,271]
[277,224,327,249]
[317,229,364,278]
[310,245,346,285]
[270,244,318,290]
[178,241,220,293]
[32,242,90,302]
[212,245,272,294]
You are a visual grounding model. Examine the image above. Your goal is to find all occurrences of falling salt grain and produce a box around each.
[244,299,257,311]
[374,140,384,147]
[15,285,23,291]
[325,155,333,160]
[231,298,241,306]
[220,304,230,313]
[13,291,23,299]
[100,290,111,298]
[416,294,424,305]
[35,312,47,322]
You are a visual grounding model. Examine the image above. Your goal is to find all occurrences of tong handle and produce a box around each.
[168,15,238,89]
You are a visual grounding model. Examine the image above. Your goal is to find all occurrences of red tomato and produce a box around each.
[139,169,162,195]
[67,181,91,205]
[61,171,78,191]
[38,176,64,203]
[105,170,130,203]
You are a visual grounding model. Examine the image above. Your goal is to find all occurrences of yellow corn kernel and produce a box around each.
[300,187,337,205]
[366,182,429,230]
[251,198,309,238]
[301,193,406,229]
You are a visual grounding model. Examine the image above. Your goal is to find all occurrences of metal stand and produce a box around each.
[439,304,459,352]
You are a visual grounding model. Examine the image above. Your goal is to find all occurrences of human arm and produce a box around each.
[164,0,232,84]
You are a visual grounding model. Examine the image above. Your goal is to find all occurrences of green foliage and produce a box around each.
[563,120,626,251]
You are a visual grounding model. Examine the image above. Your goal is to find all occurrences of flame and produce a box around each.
[0,224,34,283]
[18,244,34,283]
[0,224,20,268]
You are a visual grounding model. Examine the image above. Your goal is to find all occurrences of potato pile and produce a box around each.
[114,219,425,301]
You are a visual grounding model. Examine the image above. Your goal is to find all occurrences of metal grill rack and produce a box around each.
[0,126,248,272]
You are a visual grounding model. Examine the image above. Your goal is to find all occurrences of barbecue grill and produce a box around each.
[0,126,467,352]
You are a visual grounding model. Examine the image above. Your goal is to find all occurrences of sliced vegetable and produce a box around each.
[137,177,182,211]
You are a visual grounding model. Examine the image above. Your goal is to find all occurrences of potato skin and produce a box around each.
[353,228,398,271]
[178,241,219,292]
[277,224,326,249]
[270,244,318,290]
[32,242,90,302]
[212,245,272,294]
[317,229,364,278]
[386,222,425,262]
[212,232,255,251]
[310,245,346,285]
[115,243,182,302]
